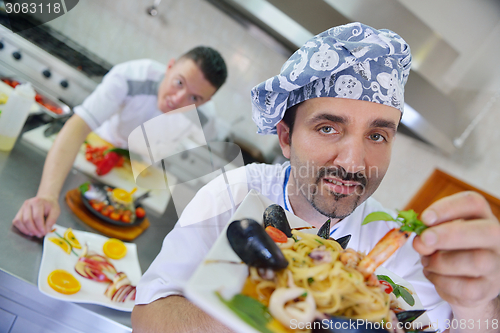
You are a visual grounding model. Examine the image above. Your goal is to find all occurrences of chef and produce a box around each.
[131,23,500,332]
[12,46,227,237]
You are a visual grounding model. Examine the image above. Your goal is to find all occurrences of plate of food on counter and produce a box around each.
[79,182,148,227]
[38,225,141,311]
[185,190,434,333]
[0,77,71,117]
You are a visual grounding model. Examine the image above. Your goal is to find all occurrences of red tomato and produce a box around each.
[379,280,394,294]
[109,211,121,221]
[265,226,288,243]
[121,214,131,223]
[101,205,114,217]
[135,207,146,219]
[91,201,104,212]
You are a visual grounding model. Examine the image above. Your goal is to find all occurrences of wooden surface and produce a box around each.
[404,169,500,220]
[65,189,150,241]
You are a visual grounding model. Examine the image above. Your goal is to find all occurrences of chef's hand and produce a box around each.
[12,196,60,237]
[413,191,500,322]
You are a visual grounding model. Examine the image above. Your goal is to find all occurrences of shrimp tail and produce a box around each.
[357,228,411,279]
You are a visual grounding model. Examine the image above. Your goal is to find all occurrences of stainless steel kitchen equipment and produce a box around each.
[0,12,111,110]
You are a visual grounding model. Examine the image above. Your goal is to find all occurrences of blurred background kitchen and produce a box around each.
[1,0,499,208]
[1,0,500,331]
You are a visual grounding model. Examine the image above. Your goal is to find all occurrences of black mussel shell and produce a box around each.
[312,316,389,332]
[317,219,331,239]
[334,234,351,249]
[263,204,292,237]
[227,219,288,270]
[395,309,426,324]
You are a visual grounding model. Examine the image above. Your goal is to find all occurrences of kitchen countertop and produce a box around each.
[0,129,179,328]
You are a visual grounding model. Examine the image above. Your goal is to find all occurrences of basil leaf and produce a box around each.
[216,292,274,333]
[377,275,396,289]
[397,209,418,222]
[362,212,396,225]
[392,285,402,298]
[399,286,415,306]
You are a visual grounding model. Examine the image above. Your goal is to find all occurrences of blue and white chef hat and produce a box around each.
[251,22,412,135]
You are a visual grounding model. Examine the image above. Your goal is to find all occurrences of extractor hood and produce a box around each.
[207,0,462,154]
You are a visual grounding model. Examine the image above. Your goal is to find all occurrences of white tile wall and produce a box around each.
[46,0,500,209]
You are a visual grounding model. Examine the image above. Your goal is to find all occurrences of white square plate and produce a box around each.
[185,190,430,332]
[38,225,141,312]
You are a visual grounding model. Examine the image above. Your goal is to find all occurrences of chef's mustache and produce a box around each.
[316,166,367,186]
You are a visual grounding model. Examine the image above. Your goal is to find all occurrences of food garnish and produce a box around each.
[104,272,136,303]
[48,228,80,255]
[103,238,127,260]
[378,274,415,307]
[63,228,82,249]
[47,269,81,295]
[48,237,72,254]
[362,209,427,235]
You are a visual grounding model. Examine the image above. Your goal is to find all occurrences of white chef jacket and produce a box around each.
[73,59,217,148]
[136,162,451,331]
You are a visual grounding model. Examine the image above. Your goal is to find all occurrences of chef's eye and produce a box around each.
[369,133,385,142]
[190,95,199,103]
[175,79,183,87]
[319,126,335,134]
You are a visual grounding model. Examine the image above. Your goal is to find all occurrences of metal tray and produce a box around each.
[0,77,72,118]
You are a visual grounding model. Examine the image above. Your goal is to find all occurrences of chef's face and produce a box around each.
[277,97,400,220]
[157,58,217,113]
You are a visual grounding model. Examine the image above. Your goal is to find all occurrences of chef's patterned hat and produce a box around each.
[251,22,412,135]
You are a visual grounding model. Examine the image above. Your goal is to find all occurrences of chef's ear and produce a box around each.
[276,121,291,159]
[166,58,176,71]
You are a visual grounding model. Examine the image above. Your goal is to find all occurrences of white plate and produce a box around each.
[38,225,141,312]
[185,190,430,332]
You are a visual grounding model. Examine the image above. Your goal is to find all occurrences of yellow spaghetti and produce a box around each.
[243,230,390,327]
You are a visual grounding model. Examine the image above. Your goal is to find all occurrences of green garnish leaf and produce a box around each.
[364,209,428,235]
[79,182,90,195]
[398,286,415,306]
[308,277,315,284]
[392,285,402,298]
[216,292,274,333]
[315,239,324,245]
[377,275,396,289]
[300,292,308,298]
[362,212,395,225]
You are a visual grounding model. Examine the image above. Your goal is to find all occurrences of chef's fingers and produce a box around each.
[30,200,48,237]
[422,270,496,308]
[414,218,500,255]
[44,203,60,234]
[12,206,31,236]
[421,249,500,278]
[421,191,494,226]
[20,201,39,236]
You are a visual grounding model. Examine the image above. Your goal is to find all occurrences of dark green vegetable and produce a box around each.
[216,292,274,333]
[363,209,428,235]
[377,274,415,307]
[79,182,90,195]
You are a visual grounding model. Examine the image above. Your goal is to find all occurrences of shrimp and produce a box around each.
[357,228,411,279]
[358,209,427,280]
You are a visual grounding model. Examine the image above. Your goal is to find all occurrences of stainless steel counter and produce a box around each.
[0,132,179,329]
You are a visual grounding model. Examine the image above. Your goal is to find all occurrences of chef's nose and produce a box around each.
[171,90,188,106]
[333,136,366,175]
